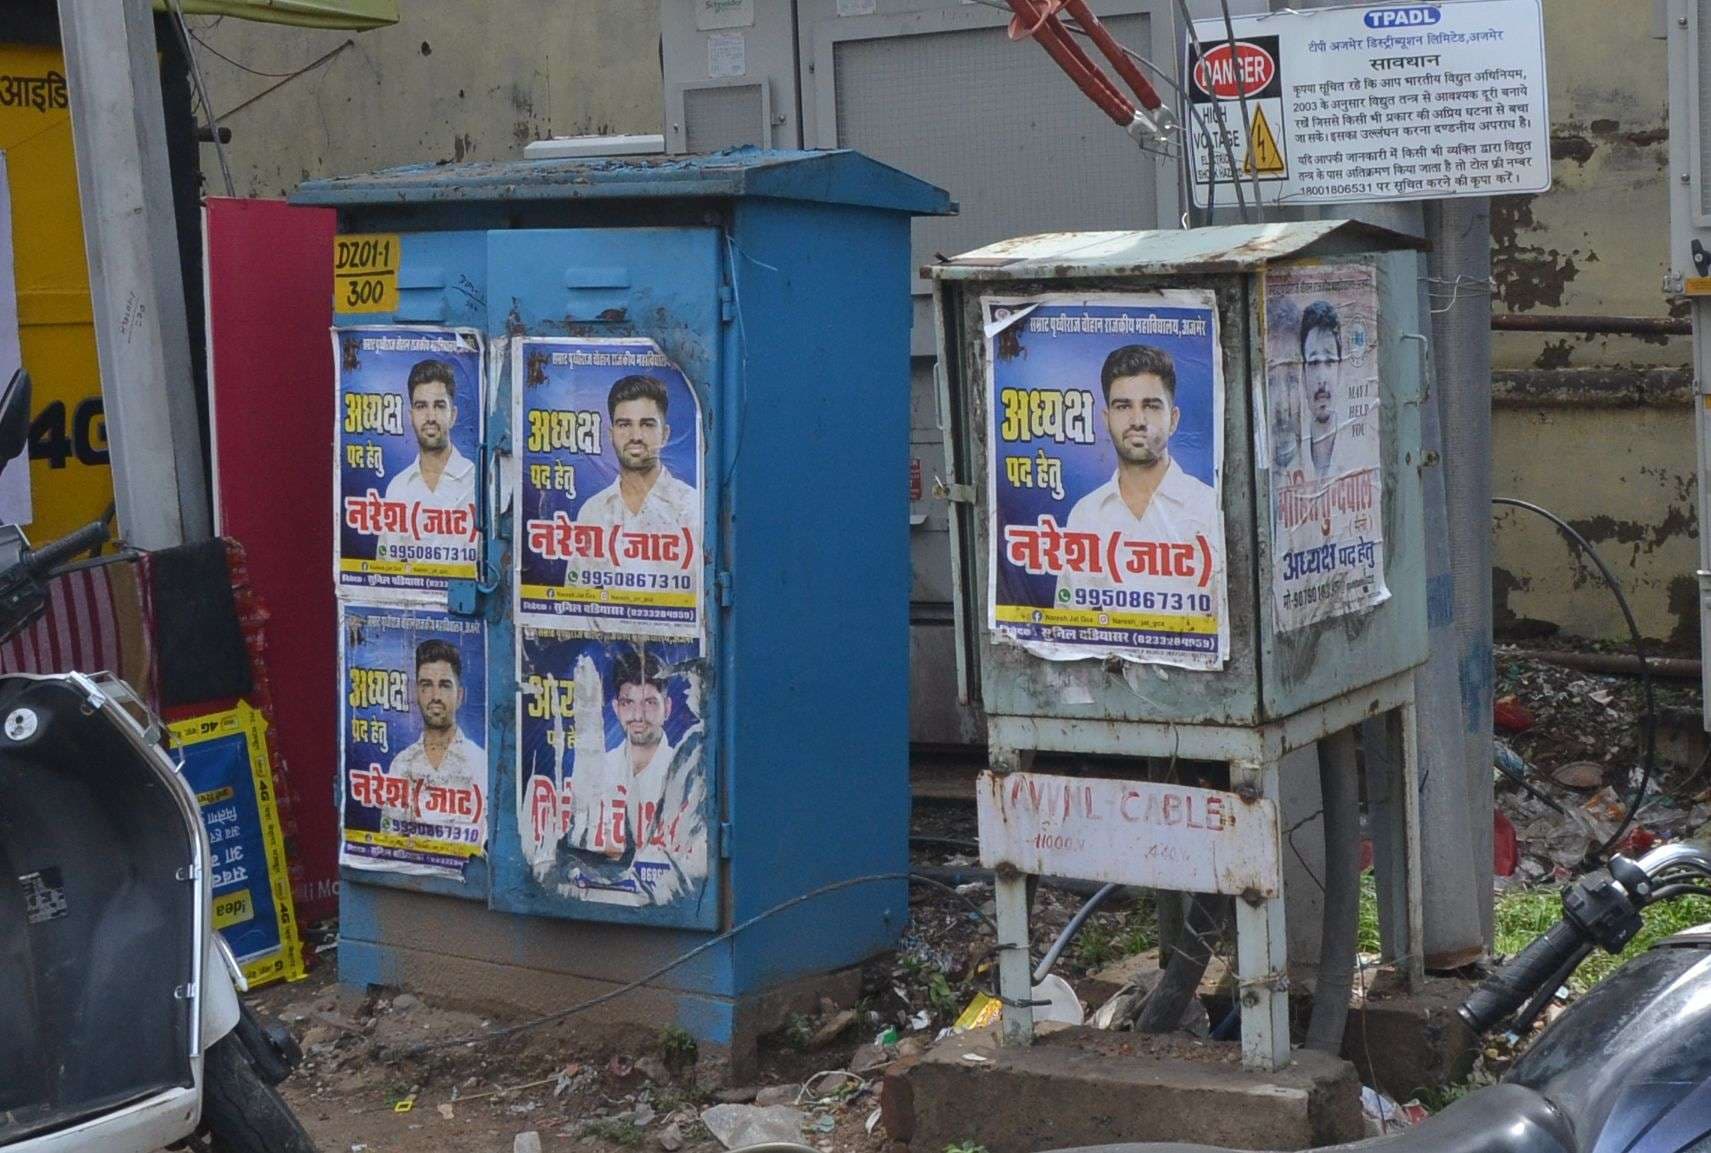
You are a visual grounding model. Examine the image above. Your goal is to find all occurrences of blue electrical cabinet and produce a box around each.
[297,150,950,1062]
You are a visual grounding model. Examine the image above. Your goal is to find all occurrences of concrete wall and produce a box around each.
[183,3,662,198]
[1489,1,1696,647]
[180,2,1696,645]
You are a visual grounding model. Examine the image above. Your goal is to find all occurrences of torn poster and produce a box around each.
[1263,261,1388,630]
[518,630,710,913]
[985,292,1229,669]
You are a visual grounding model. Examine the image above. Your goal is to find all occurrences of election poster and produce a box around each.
[518,631,710,913]
[171,702,306,989]
[985,292,1229,669]
[340,605,488,879]
[335,325,484,600]
[514,336,704,640]
[1263,261,1388,630]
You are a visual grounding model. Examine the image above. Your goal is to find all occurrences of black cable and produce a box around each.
[1493,497,1656,861]
[187,25,335,79]
[393,872,995,1057]
[1215,0,1265,221]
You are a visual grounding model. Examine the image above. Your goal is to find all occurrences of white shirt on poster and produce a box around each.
[574,468,699,558]
[382,727,485,830]
[377,445,476,562]
[1056,458,1220,596]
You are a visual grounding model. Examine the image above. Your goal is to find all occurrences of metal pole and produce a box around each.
[58,0,211,548]
[1421,197,1495,961]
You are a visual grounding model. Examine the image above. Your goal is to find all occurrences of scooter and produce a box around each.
[0,370,318,1152]
[1054,839,1711,1153]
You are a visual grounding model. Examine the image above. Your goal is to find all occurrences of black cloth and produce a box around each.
[148,539,251,707]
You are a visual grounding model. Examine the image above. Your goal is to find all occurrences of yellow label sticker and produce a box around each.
[1685,276,1711,296]
[333,233,401,314]
[213,888,254,930]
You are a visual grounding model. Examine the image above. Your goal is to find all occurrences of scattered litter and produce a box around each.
[1494,695,1535,733]
[1032,974,1085,1026]
[514,1131,542,1153]
[799,1070,867,1104]
[659,1121,685,1151]
[1361,1087,1424,1136]
[634,1101,657,1127]
[908,1009,932,1031]
[960,1051,992,1064]
[874,1026,900,1046]
[392,1095,415,1114]
[952,993,1001,1033]
[1552,761,1605,790]
[866,1108,883,1136]
[700,1103,808,1149]
[436,1103,454,1120]
[811,1115,838,1133]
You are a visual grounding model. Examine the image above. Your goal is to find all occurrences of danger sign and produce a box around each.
[1186,0,1550,207]
[1187,33,1289,185]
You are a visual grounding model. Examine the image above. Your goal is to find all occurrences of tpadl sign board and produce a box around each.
[976,772,1281,897]
[1186,0,1549,206]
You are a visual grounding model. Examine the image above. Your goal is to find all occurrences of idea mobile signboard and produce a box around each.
[1187,0,1549,206]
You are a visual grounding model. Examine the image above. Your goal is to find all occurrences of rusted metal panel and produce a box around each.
[930,221,1425,282]
[975,771,1281,897]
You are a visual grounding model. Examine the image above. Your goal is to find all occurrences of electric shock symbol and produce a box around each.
[1244,106,1286,176]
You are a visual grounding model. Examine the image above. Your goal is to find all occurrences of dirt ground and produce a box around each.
[253,644,1706,1152]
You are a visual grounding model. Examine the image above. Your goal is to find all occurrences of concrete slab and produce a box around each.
[884,1027,1363,1153]
[1339,977,1479,1102]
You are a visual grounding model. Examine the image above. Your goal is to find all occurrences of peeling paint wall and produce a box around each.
[182,3,662,199]
[1490,0,1695,647]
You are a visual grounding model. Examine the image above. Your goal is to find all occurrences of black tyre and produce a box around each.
[202,1032,320,1153]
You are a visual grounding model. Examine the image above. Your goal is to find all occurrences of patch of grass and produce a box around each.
[1071,905,1158,971]
[1358,871,1381,954]
[659,1024,698,1067]
[583,1119,644,1147]
[926,971,960,1017]
[783,1012,814,1051]
[1494,887,1711,992]
[944,1142,990,1153]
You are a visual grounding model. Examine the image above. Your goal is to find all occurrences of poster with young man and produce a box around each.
[339,605,487,880]
[1263,262,1388,630]
[985,292,1229,669]
[514,337,704,640]
[335,326,483,599]
[517,631,709,913]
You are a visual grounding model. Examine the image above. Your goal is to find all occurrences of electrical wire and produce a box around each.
[1173,0,1248,222]
[394,872,995,1057]
[1215,0,1265,221]
[1492,497,1656,861]
[165,0,235,197]
[186,25,331,78]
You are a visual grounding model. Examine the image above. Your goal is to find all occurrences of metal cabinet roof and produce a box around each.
[929,220,1427,281]
[293,147,955,217]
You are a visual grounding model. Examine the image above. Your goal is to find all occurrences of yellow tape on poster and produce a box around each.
[171,702,307,989]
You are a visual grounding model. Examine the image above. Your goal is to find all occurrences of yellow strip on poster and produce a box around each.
[170,702,307,989]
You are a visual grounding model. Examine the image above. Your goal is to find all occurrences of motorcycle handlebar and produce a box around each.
[25,521,109,577]
[1459,918,1589,1035]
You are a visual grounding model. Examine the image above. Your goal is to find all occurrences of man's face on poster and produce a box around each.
[615,679,670,748]
[1104,373,1178,468]
[1302,325,1340,424]
[410,380,456,453]
[416,659,463,733]
[611,398,667,474]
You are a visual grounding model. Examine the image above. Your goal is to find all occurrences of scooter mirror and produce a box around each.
[0,368,31,481]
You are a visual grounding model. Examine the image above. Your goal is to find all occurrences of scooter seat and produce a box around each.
[1046,1082,1575,1153]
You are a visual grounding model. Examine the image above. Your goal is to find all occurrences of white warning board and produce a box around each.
[1187,0,1550,207]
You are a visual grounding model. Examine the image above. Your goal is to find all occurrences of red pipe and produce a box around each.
[1005,0,1136,126]
[1061,0,1164,111]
